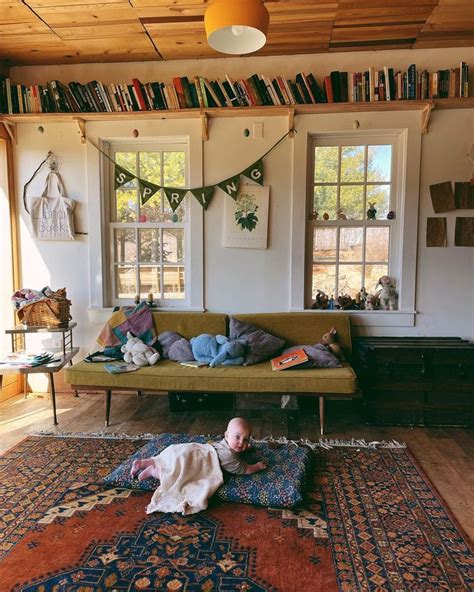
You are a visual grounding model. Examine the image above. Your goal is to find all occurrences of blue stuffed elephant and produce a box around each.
[190,334,246,367]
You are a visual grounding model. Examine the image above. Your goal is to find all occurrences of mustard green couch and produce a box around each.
[65,312,358,434]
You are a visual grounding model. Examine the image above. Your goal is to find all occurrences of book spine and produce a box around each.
[172,77,187,109]
[198,77,208,107]
[180,76,194,108]
[323,76,334,103]
[193,76,204,107]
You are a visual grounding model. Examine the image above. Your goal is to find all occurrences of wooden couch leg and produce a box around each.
[319,396,325,436]
[105,390,112,427]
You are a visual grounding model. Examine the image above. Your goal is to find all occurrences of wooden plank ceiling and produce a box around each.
[0,0,472,66]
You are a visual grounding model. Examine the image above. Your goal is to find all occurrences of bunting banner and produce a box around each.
[163,187,188,212]
[241,159,264,185]
[108,128,294,210]
[217,173,241,200]
[189,186,215,211]
[139,179,161,205]
[114,165,135,190]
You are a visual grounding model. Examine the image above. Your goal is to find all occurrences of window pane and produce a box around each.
[338,264,362,296]
[139,151,161,185]
[115,152,137,187]
[139,229,160,263]
[340,227,363,262]
[114,229,136,263]
[115,266,136,299]
[367,145,391,182]
[312,264,336,299]
[140,191,163,223]
[366,227,389,261]
[139,266,160,297]
[365,264,388,293]
[116,188,138,222]
[367,185,390,219]
[313,227,337,261]
[164,267,185,299]
[314,146,338,183]
[164,152,185,186]
[314,186,337,218]
[340,145,364,182]
[163,229,184,264]
[340,186,364,220]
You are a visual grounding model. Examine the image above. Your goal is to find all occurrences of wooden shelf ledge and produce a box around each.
[1,98,472,142]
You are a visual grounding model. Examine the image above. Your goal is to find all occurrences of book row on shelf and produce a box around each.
[0,63,469,116]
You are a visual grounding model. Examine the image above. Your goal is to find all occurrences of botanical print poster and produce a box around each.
[223,185,270,249]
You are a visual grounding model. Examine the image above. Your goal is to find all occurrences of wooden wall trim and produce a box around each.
[0,130,21,292]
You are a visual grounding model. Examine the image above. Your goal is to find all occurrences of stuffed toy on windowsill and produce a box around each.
[121,331,160,367]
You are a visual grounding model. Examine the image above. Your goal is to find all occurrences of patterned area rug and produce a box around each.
[0,435,472,591]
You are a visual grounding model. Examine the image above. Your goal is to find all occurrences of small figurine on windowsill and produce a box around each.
[336,208,347,220]
[146,293,158,308]
[367,202,377,220]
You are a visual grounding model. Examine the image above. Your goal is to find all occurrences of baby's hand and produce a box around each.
[256,461,267,471]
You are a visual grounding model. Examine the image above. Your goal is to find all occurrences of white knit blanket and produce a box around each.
[146,443,224,515]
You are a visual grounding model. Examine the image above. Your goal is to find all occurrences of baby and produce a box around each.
[130,417,266,480]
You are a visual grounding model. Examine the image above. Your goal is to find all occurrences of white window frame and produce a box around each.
[307,133,401,306]
[290,111,422,327]
[86,121,204,315]
[105,140,189,308]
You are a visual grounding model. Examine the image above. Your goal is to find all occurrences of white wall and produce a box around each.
[10,48,474,351]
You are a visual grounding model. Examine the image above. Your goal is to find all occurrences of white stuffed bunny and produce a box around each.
[121,331,160,367]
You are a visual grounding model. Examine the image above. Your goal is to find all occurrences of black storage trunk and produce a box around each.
[353,337,474,427]
[168,392,235,412]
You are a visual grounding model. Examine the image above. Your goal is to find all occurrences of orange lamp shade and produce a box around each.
[205,0,270,55]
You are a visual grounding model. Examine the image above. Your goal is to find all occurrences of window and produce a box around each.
[308,135,399,305]
[107,142,188,307]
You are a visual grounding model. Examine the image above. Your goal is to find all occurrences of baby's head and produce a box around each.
[225,417,252,453]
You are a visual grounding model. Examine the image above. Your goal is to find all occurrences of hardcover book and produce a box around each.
[271,349,308,371]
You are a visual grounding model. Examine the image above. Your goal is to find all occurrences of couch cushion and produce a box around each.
[229,317,285,366]
[103,433,312,508]
[66,358,357,394]
[151,312,227,341]
[233,312,353,353]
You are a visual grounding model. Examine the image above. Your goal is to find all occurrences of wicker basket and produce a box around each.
[18,298,71,327]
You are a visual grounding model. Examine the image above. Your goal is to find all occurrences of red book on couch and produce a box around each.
[271,349,308,371]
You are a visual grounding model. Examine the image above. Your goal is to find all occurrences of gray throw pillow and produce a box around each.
[282,344,341,369]
[168,337,195,362]
[229,317,285,366]
[158,331,183,359]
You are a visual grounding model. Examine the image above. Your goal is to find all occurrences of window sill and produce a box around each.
[296,309,417,328]
[88,306,205,324]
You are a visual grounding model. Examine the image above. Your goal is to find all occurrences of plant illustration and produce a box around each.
[234,192,259,232]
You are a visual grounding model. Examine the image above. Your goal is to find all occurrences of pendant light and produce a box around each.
[205,0,270,55]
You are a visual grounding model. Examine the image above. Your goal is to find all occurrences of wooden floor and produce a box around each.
[1,390,473,541]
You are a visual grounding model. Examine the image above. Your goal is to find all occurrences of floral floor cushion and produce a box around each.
[103,433,312,508]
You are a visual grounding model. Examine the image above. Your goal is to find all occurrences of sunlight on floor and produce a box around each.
[0,396,72,431]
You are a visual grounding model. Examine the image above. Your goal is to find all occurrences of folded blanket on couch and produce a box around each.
[97,302,156,348]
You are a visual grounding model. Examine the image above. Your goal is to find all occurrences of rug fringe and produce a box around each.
[30,431,406,449]
[30,430,157,440]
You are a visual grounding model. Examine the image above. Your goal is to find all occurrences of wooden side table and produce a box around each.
[2,323,79,424]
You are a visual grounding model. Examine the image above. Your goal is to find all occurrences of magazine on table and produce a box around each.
[104,362,140,374]
[0,351,58,367]
[270,349,308,371]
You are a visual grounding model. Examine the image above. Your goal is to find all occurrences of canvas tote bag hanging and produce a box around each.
[29,171,76,240]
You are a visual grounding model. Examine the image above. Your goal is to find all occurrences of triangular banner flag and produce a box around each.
[217,173,241,200]
[164,187,188,212]
[114,164,135,189]
[190,186,215,210]
[139,179,161,205]
[241,159,264,185]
